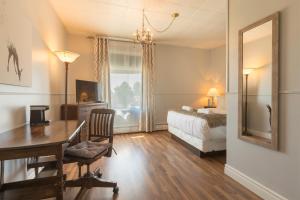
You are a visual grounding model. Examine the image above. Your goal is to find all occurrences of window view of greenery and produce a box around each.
[109,52,142,130]
[111,81,141,108]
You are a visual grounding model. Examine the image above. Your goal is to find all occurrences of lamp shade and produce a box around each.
[207,88,219,97]
[243,68,254,75]
[54,50,80,63]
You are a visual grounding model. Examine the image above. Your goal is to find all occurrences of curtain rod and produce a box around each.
[87,36,138,43]
[86,35,156,45]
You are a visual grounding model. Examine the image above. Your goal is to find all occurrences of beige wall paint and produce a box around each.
[67,34,95,100]
[154,44,226,125]
[210,45,227,94]
[0,0,67,181]
[0,0,67,133]
[227,0,300,199]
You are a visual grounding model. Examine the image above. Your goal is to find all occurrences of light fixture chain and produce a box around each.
[134,9,179,44]
[144,13,177,33]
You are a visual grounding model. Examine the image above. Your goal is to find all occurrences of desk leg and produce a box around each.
[56,145,64,200]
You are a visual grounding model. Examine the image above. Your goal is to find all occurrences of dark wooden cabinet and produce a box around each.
[204,106,217,109]
[60,104,78,120]
[61,103,108,139]
[61,103,107,122]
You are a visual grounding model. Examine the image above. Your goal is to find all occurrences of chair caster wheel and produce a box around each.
[96,172,102,178]
[94,168,102,178]
[113,186,119,194]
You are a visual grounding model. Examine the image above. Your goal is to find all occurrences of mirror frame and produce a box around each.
[238,12,279,150]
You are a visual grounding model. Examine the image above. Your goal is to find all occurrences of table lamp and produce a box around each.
[207,88,219,107]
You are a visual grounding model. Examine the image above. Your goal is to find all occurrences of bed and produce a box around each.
[167,97,227,157]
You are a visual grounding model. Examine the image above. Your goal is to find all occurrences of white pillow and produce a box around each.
[197,108,227,114]
[197,108,213,114]
[182,105,194,112]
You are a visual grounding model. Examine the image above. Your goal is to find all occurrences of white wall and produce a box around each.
[154,44,226,127]
[67,34,95,101]
[0,0,67,181]
[210,45,227,94]
[227,0,300,199]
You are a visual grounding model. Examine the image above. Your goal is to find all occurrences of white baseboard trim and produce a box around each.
[113,124,169,134]
[224,164,288,200]
[155,124,168,131]
[114,126,140,134]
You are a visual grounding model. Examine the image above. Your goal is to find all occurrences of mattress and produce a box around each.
[167,110,226,141]
[168,125,226,152]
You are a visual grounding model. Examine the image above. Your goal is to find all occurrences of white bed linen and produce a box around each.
[167,110,226,141]
[168,125,226,152]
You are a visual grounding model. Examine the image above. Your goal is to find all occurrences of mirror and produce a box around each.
[238,13,279,150]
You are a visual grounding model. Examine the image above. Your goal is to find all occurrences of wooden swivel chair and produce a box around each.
[64,109,119,195]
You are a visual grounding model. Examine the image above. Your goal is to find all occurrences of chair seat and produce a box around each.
[65,141,111,159]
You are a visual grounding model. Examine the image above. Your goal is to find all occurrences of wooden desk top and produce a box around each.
[0,120,85,150]
[63,102,107,107]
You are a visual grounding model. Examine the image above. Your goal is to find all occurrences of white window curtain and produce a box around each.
[108,41,143,133]
[141,43,154,132]
[94,37,111,106]
[94,38,154,133]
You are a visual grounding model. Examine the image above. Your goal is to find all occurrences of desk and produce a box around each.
[0,120,85,200]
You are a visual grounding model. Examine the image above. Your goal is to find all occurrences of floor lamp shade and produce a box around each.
[243,68,254,75]
[54,50,80,63]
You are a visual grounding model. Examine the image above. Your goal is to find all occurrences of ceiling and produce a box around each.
[49,0,226,49]
[244,21,272,44]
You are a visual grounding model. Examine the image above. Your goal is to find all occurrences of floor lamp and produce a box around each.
[54,51,80,120]
[243,68,253,134]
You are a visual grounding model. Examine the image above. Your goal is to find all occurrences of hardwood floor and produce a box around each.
[63,131,261,200]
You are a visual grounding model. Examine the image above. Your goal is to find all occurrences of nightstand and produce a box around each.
[204,106,216,108]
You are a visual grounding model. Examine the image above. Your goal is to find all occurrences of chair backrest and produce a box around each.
[88,109,115,141]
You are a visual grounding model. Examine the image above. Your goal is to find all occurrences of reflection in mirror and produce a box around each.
[243,21,272,139]
[239,13,279,150]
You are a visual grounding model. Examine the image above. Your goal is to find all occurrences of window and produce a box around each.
[109,41,142,133]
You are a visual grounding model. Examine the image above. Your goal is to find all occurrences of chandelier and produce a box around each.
[134,9,179,44]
